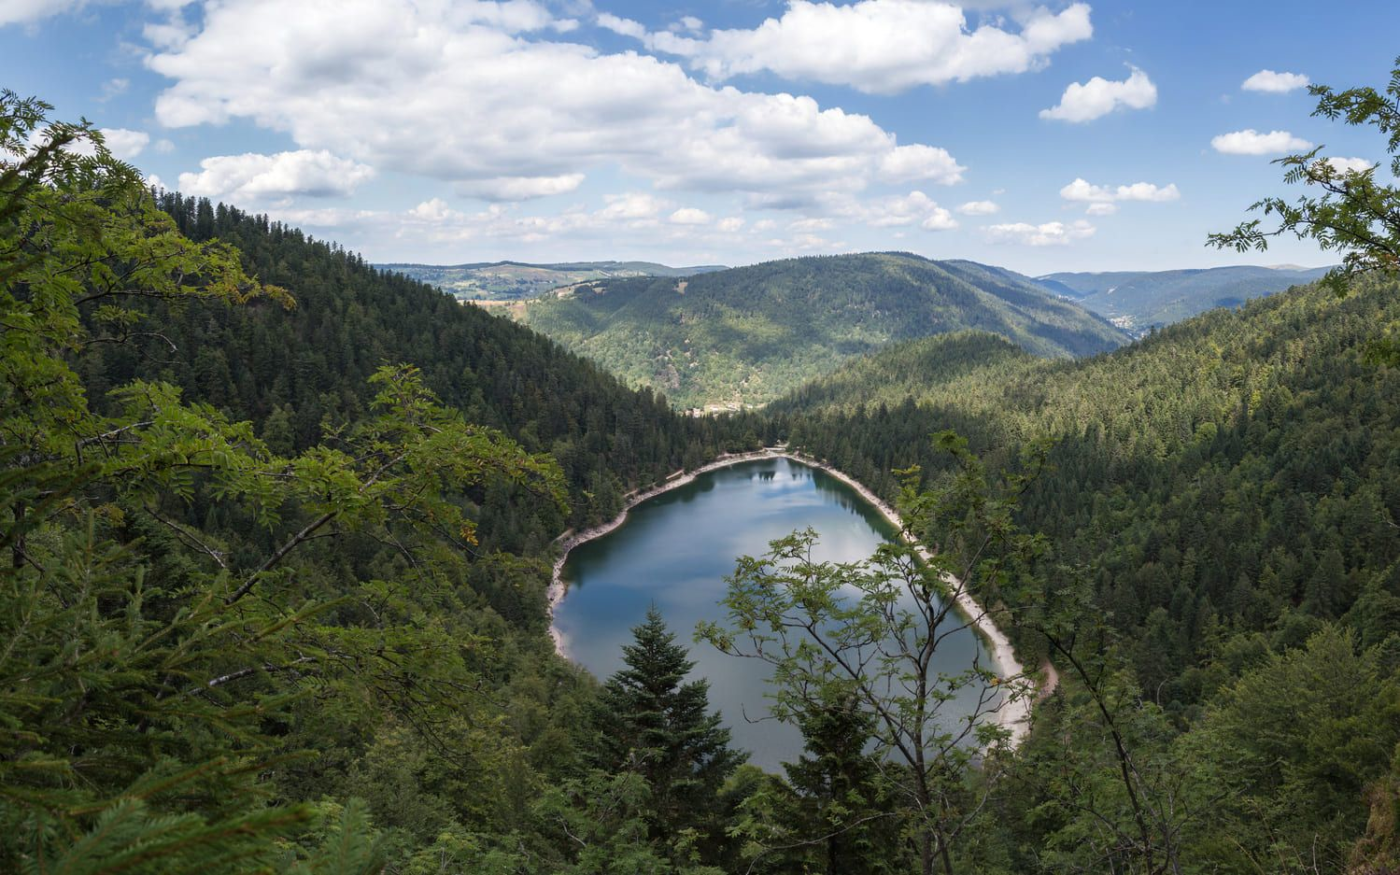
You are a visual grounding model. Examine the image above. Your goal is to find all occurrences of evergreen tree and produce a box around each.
[592,608,745,858]
[783,691,902,875]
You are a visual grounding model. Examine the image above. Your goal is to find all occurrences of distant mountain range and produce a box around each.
[1034,265,1332,334]
[517,252,1128,409]
[376,260,728,301]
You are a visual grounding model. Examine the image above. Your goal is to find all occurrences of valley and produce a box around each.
[6,39,1400,875]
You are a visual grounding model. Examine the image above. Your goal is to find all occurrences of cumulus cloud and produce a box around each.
[1060,177,1180,204]
[985,219,1095,246]
[176,149,376,201]
[956,200,1000,215]
[1242,69,1309,93]
[669,207,713,225]
[821,190,957,230]
[1040,66,1157,123]
[596,11,645,39]
[877,144,965,185]
[101,128,151,160]
[717,216,745,232]
[1211,129,1313,155]
[1084,202,1117,216]
[1322,156,1374,175]
[1,0,86,26]
[145,0,968,206]
[457,173,585,201]
[605,0,1092,95]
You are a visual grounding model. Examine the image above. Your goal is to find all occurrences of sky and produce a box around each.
[2,0,1397,273]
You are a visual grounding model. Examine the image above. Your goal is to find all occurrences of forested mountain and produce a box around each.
[519,252,1128,409]
[378,259,727,302]
[3,101,779,875]
[1037,264,1331,333]
[766,276,1400,870]
[114,194,756,546]
[8,84,1400,875]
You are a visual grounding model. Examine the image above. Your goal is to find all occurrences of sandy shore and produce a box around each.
[547,446,1042,748]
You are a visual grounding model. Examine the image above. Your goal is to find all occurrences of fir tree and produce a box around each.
[783,691,901,875]
[592,607,745,857]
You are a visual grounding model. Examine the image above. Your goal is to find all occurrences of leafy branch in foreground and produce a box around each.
[699,433,1042,875]
[1208,57,1400,302]
[1,91,567,872]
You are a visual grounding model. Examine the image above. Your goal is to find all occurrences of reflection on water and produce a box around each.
[554,457,987,771]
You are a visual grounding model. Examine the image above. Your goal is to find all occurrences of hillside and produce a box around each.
[1037,264,1331,333]
[769,276,1400,870]
[122,195,756,544]
[377,259,727,301]
[519,252,1128,409]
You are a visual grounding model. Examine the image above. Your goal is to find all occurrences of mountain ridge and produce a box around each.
[1034,264,1333,333]
[518,251,1128,409]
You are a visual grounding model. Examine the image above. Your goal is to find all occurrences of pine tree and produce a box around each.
[783,691,901,875]
[592,607,745,855]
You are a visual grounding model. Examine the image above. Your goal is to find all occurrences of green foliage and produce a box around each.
[1208,56,1400,306]
[700,439,1041,875]
[1181,625,1400,872]
[0,92,588,874]
[521,253,1126,408]
[119,192,763,538]
[589,608,744,864]
[773,277,1400,696]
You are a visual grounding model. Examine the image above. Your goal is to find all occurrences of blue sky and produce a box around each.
[3,0,1396,272]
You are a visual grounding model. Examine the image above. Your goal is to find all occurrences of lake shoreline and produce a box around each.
[548,447,1039,748]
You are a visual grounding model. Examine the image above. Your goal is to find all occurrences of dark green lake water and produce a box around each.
[554,457,989,771]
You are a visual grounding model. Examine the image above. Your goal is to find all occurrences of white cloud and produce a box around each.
[146,0,967,206]
[604,0,1092,95]
[456,173,585,200]
[956,199,999,215]
[1084,202,1117,216]
[98,77,129,101]
[1322,156,1374,175]
[877,144,965,185]
[0,0,84,26]
[1059,177,1179,203]
[985,219,1095,246]
[1242,69,1309,93]
[176,149,376,201]
[154,138,176,153]
[820,190,957,230]
[596,11,645,39]
[597,192,668,221]
[1040,66,1157,123]
[669,207,713,225]
[101,128,151,160]
[1211,129,1313,155]
[717,216,744,232]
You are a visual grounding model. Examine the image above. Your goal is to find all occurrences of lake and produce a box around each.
[553,456,990,771]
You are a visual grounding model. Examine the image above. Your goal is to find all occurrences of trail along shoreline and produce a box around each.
[547,447,1042,748]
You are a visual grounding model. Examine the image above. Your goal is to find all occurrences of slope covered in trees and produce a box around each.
[101,193,757,547]
[1038,264,1331,333]
[2,95,777,875]
[764,276,1400,869]
[519,252,1127,409]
